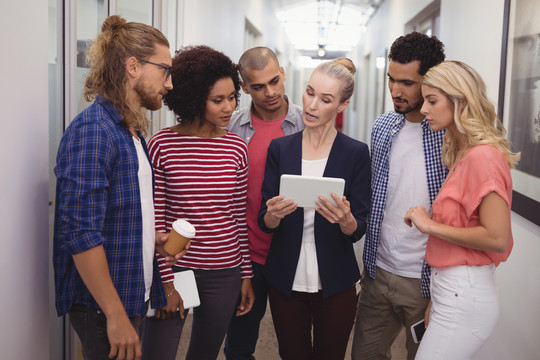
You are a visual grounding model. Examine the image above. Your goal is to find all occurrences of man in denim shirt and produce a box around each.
[53,15,182,360]
[225,47,304,360]
[351,33,447,360]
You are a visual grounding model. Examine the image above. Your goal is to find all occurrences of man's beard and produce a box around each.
[394,99,422,115]
[134,79,163,111]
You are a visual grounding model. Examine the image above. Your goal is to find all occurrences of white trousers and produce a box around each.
[415,265,499,360]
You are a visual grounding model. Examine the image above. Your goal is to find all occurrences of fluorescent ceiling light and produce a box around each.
[317,45,326,57]
[276,1,372,52]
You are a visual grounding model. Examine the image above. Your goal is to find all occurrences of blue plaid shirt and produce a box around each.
[363,111,447,298]
[53,95,166,317]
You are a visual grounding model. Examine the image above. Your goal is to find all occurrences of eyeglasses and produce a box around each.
[140,60,172,81]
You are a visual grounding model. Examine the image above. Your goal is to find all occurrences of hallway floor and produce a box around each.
[176,302,407,359]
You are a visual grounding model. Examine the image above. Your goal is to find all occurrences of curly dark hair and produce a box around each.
[163,45,241,125]
[388,32,445,75]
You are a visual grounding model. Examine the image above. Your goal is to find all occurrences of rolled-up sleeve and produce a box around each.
[55,121,111,255]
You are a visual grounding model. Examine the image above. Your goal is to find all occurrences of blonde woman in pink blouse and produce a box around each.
[404,60,520,359]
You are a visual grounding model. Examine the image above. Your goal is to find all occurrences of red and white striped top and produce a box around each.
[148,128,252,282]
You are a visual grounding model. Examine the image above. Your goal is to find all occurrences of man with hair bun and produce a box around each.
[351,32,447,360]
[53,15,180,360]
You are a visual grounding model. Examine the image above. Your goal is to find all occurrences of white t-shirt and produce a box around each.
[133,137,156,301]
[376,120,430,279]
[292,158,328,293]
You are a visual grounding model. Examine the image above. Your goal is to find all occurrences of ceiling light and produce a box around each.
[376,56,386,69]
[275,2,369,51]
[317,45,326,57]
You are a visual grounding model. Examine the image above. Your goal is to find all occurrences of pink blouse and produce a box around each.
[426,145,513,268]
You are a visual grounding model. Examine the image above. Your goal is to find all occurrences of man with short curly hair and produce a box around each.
[351,32,447,360]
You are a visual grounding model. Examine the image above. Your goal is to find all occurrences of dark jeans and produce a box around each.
[142,267,189,360]
[142,267,242,360]
[224,261,269,360]
[68,303,146,360]
[268,285,357,360]
[141,310,188,360]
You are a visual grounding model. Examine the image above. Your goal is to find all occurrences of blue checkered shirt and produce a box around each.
[53,95,166,317]
[363,111,447,298]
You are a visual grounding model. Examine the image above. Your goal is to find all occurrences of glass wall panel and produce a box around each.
[118,0,153,24]
[117,0,169,136]
[76,0,107,113]
[161,0,179,130]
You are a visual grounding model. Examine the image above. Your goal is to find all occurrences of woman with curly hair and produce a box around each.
[404,60,520,359]
[141,45,254,360]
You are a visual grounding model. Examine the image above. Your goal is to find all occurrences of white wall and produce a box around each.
[178,0,297,109]
[438,0,505,104]
[349,0,432,141]
[0,0,50,359]
[179,0,293,67]
[352,1,540,358]
[180,0,246,60]
[479,213,540,359]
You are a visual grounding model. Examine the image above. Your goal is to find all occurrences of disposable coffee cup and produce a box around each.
[164,219,196,255]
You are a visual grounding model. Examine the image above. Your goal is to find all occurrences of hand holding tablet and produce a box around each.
[146,270,200,317]
[279,174,345,208]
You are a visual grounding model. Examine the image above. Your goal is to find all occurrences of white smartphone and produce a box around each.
[411,319,426,344]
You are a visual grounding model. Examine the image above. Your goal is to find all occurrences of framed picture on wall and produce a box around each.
[498,0,540,226]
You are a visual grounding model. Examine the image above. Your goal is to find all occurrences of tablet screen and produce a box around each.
[279,174,345,208]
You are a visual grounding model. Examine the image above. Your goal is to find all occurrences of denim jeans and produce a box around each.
[415,265,499,360]
[68,303,146,360]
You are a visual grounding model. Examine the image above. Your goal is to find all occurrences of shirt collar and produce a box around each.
[97,94,124,125]
[393,112,431,130]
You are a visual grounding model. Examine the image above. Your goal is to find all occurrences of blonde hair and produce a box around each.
[314,57,356,102]
[422,60,520,168]
[84,15,169,135]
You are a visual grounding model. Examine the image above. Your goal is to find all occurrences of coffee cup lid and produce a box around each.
[172,219,196,238]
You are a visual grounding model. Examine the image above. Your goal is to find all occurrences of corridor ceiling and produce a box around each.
[267,0,383,58]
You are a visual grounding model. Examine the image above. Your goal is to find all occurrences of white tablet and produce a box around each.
[147,270,200,317]
[279,174,345,208]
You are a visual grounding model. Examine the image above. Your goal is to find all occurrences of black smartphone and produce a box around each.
[411,319,426,344]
